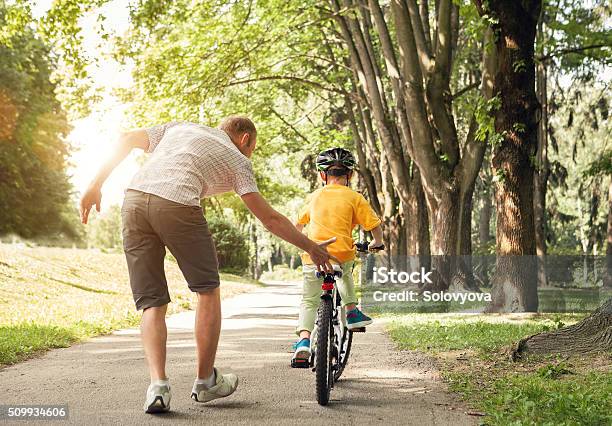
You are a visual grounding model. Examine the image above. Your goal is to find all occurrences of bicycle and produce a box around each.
[291,241,384,406]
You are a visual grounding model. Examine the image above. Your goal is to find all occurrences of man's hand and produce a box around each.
[307,237,339,273]
[80,185,102,224]
[78,129,149,225]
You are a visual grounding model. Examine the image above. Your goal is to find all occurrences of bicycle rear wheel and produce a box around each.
[315,297,333,406]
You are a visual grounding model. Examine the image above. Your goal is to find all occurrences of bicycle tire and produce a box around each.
[333,329,352,381]
[315,297,333,405]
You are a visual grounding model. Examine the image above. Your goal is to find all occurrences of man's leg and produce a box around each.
[122,191,172,412]
[141,304,168,380]
[194,288,221,379]
[190,286,239,403]
[150,198,238,402]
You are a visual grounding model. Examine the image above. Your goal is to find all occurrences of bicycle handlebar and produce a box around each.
[355,241,385,253]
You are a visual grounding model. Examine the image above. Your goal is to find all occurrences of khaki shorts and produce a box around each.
[121,190,219,310]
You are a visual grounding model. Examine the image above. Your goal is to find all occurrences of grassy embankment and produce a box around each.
[387,314,611,425]
[0,244,259,366]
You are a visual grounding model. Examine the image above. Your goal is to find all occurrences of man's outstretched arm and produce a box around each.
[241,192,337,272]
[79,130,149,224]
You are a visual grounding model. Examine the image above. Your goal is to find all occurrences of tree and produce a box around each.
[474,0,542,312]
[533,0,611,287]
[326,0,498,289]
[0,2,78,240]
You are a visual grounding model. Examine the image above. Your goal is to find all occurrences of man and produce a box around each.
[80,116,336,413]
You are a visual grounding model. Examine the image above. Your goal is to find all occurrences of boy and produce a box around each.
[292,147,384,363]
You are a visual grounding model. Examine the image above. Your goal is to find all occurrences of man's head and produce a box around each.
[315,147,356,186]
[218,115,257,158]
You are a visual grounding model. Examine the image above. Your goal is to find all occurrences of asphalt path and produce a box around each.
[0,280,475,425]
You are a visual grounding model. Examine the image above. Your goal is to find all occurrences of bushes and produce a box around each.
[207,215,249,273]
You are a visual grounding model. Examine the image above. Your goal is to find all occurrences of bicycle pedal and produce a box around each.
[291,358,310,368]
[351,327,366,333]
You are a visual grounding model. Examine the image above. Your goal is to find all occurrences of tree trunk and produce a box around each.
[405,170,431,271]
[606,180,612,288]
[455,180,479,291]
[425,190,460,291]
[478,185,492,246]
[485,0,541,312]
[512,298,612,358]
[250,220,262,279]
[534,31,550,288]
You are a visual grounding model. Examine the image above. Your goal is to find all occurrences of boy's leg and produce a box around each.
[297,265,322,338]
[337,261,358,309]
[337,261,373,329]
[292,265,320,364]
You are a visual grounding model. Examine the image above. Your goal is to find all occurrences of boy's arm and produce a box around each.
[295,223,305,233]
[355,193,383,246]
[369,225,384,248]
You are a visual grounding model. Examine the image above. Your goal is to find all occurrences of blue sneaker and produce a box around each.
[346,308,373,330]
[292,338,311,360]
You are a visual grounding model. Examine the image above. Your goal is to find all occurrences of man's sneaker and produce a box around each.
[191,368,239,403]
[347,308,373,330]
[291,338,311,367]
[144,382,171,413]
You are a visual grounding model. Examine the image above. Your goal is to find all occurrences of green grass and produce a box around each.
[388,315,571,355]
[0,316,142,364]
[446,368,612,425]
[386,314,611,425]
[0,324,76,364]
[0,244,259,366]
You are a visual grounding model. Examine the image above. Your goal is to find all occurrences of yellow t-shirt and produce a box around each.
[297,184,381,264]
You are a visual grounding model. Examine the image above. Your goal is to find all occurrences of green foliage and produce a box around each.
[39,0,107,117]
[583,149,612,177]
[538,0,611,80]
[116,0,353,268]
[547,84,610,251]
[207,215,250,273]
[474,95,502,144]
[0,2,79,240]
[86,205,122,249]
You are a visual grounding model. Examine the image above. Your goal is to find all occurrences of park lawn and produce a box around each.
[387,314,612,425]
[0,244,260,366]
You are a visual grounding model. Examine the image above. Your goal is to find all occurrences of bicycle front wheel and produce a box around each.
[315,297,333,406]
[333,329,352,381]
